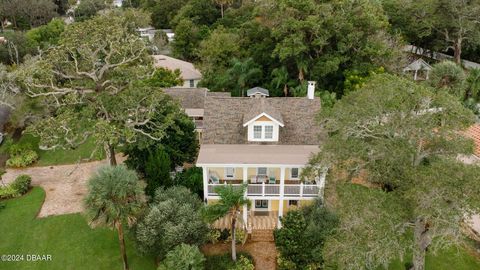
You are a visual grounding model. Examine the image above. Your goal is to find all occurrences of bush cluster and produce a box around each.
[0,174,32,199]
[6,143,38,168]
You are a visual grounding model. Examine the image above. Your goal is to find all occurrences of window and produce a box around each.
[288,200,298,206]
[291,168,299,179]
[257,167,267,176]
[253,125,262,139]
[264,125,273,139]
[189,79,195,88]
[225,167,235,178]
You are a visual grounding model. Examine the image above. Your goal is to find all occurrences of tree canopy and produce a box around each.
[307,74,480,269]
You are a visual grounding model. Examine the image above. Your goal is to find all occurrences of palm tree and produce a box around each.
[271,66,290,96]
[204,184,250,261]
[214,0,234,18]
[84,165,146,270]
[228,58,262,97]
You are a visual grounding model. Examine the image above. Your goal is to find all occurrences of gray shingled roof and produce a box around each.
[247,87,269,97]
[242,98,284,126]
[163,88,231,109]
[153,55,202,80]
[203,96,322,145]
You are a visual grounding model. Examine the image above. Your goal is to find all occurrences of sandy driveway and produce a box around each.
[1,155,125,218]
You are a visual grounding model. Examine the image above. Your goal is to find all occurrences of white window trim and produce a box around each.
[257,167,268,176]
[224,167,235,179]
[290,167,300,179]
[248,122,279,142]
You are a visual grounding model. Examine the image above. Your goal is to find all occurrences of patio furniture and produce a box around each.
[209,175,220,184]
[268,176,276,184]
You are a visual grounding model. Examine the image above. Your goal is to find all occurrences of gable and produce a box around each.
[243,112,284,127]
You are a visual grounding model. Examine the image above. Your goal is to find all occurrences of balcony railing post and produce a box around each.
[262,182,265,196]
[300,182,304,197]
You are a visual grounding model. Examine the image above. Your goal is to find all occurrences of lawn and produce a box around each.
[0,187,155,270]
[0,134,104,167]
[387,246,480,270]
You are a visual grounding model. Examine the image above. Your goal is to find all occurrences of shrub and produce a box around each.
[227,229,247,244]
[6,150,39,167]
[207,229,221,244]
[230,255,254,270]
[274,199,338,270]
[11,175,32,195]
[174,167,204,198]
[158,244,205,270]
[0,185,18,199]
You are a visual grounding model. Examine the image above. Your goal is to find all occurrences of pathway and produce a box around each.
[202,240,277,270]
[1,155,125,218]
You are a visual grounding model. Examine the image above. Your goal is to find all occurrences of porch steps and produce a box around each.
[251,229,275,242]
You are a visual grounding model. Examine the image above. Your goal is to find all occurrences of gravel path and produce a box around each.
[1,155,125,218]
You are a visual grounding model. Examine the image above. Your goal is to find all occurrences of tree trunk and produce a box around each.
[221,4,224,18]
[283,84,288,97]
[411,218,431,270]
[105,143,117,166]
[231,213,237,261]
[454,38,462,65]
[117,223,129,270]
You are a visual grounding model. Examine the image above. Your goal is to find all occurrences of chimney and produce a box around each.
[307,81,316,100]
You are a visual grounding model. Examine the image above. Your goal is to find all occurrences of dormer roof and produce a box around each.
[246,87,269,97]
[242,98,284,126]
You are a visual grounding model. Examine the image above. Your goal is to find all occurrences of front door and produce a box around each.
[255,200,269,211]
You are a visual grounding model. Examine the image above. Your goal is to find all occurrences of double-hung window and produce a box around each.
[225,167,235,179]
[264,125,273,139]
[291,168,299,179]
[253,125,262,139]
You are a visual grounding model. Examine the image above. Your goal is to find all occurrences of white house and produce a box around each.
[153,55,202,88]
[196,84,325,231]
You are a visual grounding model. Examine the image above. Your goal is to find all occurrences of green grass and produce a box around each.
[0,134,104,167]
[0,187,155,270]
[387,246,480,270]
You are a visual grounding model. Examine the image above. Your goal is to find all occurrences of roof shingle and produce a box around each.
[465,124,480,157]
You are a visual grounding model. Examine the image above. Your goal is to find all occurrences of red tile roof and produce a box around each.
[465,124,480,157]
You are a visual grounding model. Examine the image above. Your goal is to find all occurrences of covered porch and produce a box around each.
[211,210,278,231]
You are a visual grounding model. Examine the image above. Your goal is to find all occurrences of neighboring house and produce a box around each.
[153,55,202,88]
[163,88,230,138]
[137,27,157,42]
[161,29,175,43]
[403,58,432,81]
[113,0,123,7]
[196,83,325,231]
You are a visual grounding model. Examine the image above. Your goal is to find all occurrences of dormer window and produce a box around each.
[253,126,262,139]
[244,112,284,142]
[252,124,274,140]
[264,125,273,139]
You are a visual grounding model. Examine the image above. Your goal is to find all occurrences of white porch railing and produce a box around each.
[207,183,320,198]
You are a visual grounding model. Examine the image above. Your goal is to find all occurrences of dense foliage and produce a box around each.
[274,199,338,270]
[158,243,205,270]
[307,74,480,269]
[136,186,209,260]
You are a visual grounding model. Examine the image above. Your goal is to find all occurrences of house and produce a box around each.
[163,88,230,137]
[137,27,157,42]
[113,0,123,7]
[196,83,325,231]
[153,55,202,88]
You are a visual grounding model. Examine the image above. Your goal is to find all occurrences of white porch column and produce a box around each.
[278,166,285,228]
[202,166,208,203]
[242,166,248,229]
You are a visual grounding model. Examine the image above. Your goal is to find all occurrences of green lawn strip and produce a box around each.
[387,245,480,270]
[0,188,155,270]
[2,134,104,167]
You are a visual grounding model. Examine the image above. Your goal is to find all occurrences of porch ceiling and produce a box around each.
[196,144,319,166]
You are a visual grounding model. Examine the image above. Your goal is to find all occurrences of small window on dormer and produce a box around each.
[264,125,273,139]
[253,126,262,139]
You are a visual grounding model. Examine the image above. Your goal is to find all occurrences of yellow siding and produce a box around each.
[207,199,219,205]
[208,167,244,179]
[271,200,279,211]
[256,115,273,122]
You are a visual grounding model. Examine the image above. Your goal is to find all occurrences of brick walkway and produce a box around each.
[1,155,125,218]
